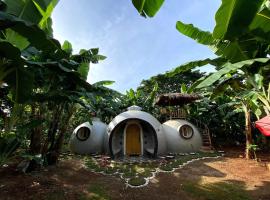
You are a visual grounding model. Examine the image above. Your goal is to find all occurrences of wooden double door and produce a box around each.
[125,123,141,156]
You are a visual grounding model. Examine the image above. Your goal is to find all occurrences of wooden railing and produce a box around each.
[160,108,187,119]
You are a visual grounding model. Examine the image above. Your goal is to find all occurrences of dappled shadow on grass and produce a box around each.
[79,184,110,200]
[181,179,270,200]
[182,180,251,200]
[251,181,270,200]
[174,158,227,180]
[142,157,270,200]
[0,158,122,200]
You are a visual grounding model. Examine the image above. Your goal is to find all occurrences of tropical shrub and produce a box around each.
[132,0,270,158]
[0,0,110,167]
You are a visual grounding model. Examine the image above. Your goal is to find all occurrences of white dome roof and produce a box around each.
[108,110,161,131]
[127,105,142,111]
[106,106,167,155]
[70,118,107,154]
[162,119,202,153]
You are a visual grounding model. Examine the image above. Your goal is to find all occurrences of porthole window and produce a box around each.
[179,125,194,139]
[76,127,91,141]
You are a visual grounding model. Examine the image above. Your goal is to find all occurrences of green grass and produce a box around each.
[128,177,146,186]
[138,168,152,177]
[159,164,173,171]
[122,170,137,178]
[104,167,117,174]
[117,165,128,173]
[182,181,251,200]
[93,167,103,172]
[80,184,110,200]
[85,158,98,168]
[170,160,182,168]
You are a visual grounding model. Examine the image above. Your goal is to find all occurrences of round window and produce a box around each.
[76,127,91,141]
[179,125,194,139]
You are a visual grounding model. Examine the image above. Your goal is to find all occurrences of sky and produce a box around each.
[52,0,221,93]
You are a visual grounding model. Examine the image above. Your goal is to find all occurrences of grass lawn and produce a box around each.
[1,149,269,200]
[182,181,251,200]
[83,152,222,187]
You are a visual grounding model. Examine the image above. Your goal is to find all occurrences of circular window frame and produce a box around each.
[76,127,91,141]
[179,124,194,140]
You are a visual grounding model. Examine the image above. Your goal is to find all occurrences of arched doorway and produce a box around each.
[108,118,159,158]
[124,123,142,156]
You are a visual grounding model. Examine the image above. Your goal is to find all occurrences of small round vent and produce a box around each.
[76,127,91,141]
[179,125,194,139]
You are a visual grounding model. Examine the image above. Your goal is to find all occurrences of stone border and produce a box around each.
[125,155,223,188]
[84,154,224,188]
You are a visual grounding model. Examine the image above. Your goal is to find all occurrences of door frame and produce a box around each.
[123,120,143,156]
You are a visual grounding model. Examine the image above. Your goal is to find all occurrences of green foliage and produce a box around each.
[196,58,270,89]
[213,0,263,39]
[250,6,270,32]
[35,0,59,36]
[78,63,90,80]
[247,144,259,151]
[62,40,73,55]
[133,0,270,151]
[159,164,173,171]
[76,83,122,124]
[0,136,20,166]
[134,70,204,122]
[176,21,215,45]
[132,0,164,17]
[0,0,111,166]
[167,58,224,78]
[4,0,59,35]
[1,2,61,52]
[4,29,29,50]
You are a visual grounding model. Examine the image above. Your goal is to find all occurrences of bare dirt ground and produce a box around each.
[0,149,270,200]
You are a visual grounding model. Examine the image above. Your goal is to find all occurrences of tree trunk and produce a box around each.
[244,108,253,159]
[46,105,74,165]
[29,104,41,154]
[42,105,62,156]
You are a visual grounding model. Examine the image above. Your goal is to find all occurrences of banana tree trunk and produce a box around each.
[54,106,74,153]
[45,104,75,165]
[244,105,253,159]
[29,104,41,154]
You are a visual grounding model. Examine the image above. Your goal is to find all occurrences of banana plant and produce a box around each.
[132,0,270,83]
[132,0,164,18]
[132,0,270,158]
[0,0,110,166]
[0,0,63,103]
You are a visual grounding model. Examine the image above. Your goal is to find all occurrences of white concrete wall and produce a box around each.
[69,118,107,154]
[162,119,202,153]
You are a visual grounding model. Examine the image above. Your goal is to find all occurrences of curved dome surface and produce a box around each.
[162,119,202,153]
[70,118,107,154]
[106,107,167,155]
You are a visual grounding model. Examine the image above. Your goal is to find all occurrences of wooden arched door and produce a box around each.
[125,123,141,156]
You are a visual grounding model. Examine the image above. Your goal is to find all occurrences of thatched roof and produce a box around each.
[155,93,201,106]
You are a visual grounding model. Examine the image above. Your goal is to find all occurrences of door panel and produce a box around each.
[126,124,141,156]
